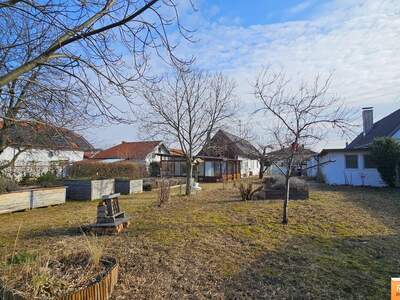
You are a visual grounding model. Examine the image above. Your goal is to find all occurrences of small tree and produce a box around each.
[370,137,400,187]
[254,69,353,224]
[139,67,236,196]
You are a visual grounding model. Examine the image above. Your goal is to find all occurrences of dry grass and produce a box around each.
[0,181,399,299]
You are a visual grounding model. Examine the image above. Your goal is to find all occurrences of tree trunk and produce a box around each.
[282,176,290,224]
[185,161,193,196]
[259,161,264,179]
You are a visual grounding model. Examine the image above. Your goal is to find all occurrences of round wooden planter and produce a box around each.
[1,257,118,300]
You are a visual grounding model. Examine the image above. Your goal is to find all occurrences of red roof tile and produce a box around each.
[0,119,93,151]
[93,141,162,160]
[169,148,185,156]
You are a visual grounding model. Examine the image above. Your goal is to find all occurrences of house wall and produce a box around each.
[319,151,385,187]
[144,144,169,169]
[0,147,84,179]
[238,156,260,177]
[307,157,318,177]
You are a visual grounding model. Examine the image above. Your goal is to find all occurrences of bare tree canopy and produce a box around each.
[139,67,236,195]
[0,0,193,88]
[254,68,354,224]
[0,0,193,172]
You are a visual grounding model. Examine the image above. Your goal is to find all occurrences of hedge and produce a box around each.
[66,161,147,180]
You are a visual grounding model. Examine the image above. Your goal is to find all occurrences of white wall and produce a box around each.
[144,144,169,167]
[0,147,84,179]
[319,151,385,187]
[239,156,260,177]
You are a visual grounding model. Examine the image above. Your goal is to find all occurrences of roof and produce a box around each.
[0,120,93,151]
[319,148,368,156]
[199,130,260,159]
[266,147,317,162]
[84,151,100,159]
[93,141,162,160]
[347,108,400,149]
[169,148,185,156]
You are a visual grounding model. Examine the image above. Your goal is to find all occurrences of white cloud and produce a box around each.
[88,0,400,150]
[174,0,400,149]
[287,0,315,15]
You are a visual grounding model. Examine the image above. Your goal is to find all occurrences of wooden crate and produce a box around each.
[115,179,143,195]
[0,190,31,214]
[31,187,66,208]
[64,179,115,201]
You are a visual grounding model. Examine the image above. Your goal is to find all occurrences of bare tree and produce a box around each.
[257,144,273,179]
[0,0,193,171]
[139,67,236,195]
[0,0,193,87]
[254,69,353,224]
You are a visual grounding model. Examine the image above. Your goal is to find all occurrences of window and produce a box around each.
[363,155,377,169]
[345,155,358,169]
[214,161,221,177]
[198,162,204,176]
[205,161,214,177]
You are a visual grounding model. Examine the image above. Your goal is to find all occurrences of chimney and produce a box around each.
[362,107,373,135]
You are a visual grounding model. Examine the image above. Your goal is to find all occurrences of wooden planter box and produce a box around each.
[31,187,66,209]
[254,189,309,200]
[0,190,31,214]
[0,187,66,215]
[64,179,115,201]
[1,257,118,300]
[115,179,143,195]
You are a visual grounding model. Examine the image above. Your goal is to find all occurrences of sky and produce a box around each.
[85,0,400,151]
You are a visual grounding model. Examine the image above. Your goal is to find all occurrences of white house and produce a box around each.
[92,140,169,169]
[0,121,93,179]
[265,147,317,176]
[314,107,400,187]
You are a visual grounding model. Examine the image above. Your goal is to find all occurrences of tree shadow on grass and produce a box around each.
[222,234,400,299]
[24,225,86,238]
[316,184,400,229]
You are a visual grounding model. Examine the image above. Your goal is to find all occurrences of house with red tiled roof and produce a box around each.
[92,141,169,169]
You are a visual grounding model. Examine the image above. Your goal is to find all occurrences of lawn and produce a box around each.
[0,182,399,299]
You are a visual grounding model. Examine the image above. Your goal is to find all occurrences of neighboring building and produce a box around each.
[158,130,261,182]
[315,107,400,186]
[83,150,100,159]
[265,147,317,176]
[0,121,93,179]
[92,141,169,169]
[198,130,261,178]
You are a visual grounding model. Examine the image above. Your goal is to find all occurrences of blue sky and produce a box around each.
[87,0,400,150]
[201,0,323,26]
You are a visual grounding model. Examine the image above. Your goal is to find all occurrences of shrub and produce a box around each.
[157,179,171,207]
[19,174,36,186]
[237,179,262,201]
[0,177,19,194]
[66,160,147,180]
[36,171,59,187]
[370,137,400,187]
